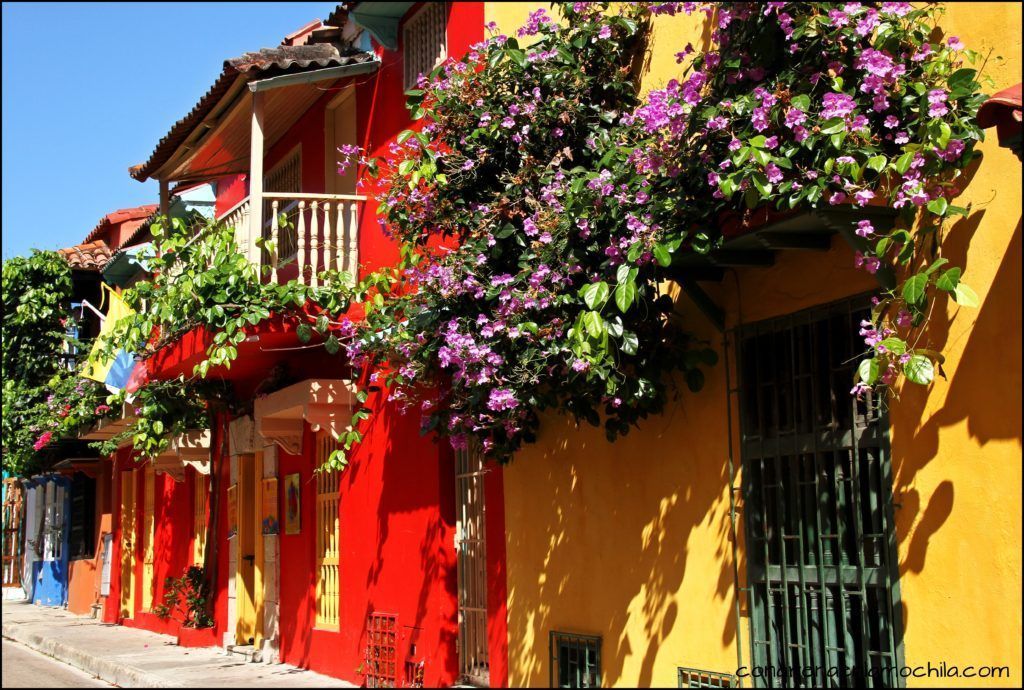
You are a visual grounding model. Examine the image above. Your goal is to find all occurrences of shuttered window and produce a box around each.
[193,474,207,566]
[403,2,447,90]
[315,432,341,629]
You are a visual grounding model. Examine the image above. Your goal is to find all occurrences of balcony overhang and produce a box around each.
[151,429,212,482]
[349,2,415,51]
[78,404,138,446]
[254,379,358,455]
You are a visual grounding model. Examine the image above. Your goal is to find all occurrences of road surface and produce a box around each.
[1,637,112,688]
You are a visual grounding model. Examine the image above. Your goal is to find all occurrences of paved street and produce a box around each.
[2,638,111,688]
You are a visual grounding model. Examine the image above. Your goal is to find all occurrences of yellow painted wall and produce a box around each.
[488,2,1021,687]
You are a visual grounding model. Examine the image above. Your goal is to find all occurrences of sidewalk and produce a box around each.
[1,601,355,688]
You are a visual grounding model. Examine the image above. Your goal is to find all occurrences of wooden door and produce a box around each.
[119,470,136,618]
[235,453,262,646]
[326,89,357,196]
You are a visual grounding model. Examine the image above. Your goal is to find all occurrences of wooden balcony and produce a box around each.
[216,192,364,287]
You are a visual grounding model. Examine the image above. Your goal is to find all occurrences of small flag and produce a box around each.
[82,285,139,391]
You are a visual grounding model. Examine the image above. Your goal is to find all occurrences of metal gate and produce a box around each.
[456,446,490,685]
[735,296,904,688]
[2,479,24,588]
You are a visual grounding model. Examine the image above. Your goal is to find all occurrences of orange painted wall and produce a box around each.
[67,460,112,616]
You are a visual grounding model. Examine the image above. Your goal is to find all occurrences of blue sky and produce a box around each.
[1,1,334,259]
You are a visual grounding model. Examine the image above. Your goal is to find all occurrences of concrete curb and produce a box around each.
[2,621,181,688]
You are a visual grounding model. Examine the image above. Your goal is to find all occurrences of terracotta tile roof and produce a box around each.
[58,240,112,271]
[978,83,1022,128]
[129,14,373,183]
[82,205,159,247]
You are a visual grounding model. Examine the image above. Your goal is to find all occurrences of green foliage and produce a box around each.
[153,566,215,628]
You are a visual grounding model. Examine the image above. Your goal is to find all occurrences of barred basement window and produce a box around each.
[403,2,447,91]
[263,145,302,262]
[365,612,398,688]
[315,432,341,629]
[678,667,736,688]
[550,632,601,688]
[193,473,207,565]
[736,295,904,688]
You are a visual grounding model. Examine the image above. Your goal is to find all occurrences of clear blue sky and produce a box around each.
[1,1,334,259]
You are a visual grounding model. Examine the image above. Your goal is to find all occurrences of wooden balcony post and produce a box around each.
[159,178,170,219]
[249,90,265,266]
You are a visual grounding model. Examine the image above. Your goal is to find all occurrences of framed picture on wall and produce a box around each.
[284,473,301,535]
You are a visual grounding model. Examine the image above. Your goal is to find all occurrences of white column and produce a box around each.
[261,445,280,664]
[249,91,265,266]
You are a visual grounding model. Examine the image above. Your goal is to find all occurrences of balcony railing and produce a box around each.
[216,192,365,287]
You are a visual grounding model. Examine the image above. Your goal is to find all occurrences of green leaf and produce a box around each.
[903,354,934,385]
[859,358,879,385]
[925,258,949,275]
[894,151,915,174]
[867,155,887,172]
[878,337,907,356]
[927,197,948,216]
[620,331,638,356]
[902,272,928,305]
[324,335,340,355]
[296,323,312,343]
[952,282,980,308]
[580,282,610,310]
[614,280,636,313]
[936,267,961,292]
[653,244,672,267]
[820,118,846,135]
[398,159,416,176]
[582,310,605,338]
[686,368,705,393]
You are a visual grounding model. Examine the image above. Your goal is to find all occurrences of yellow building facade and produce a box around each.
[485,2,1022,687]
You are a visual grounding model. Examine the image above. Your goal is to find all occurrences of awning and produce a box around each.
[349,2,415,50]
[978,83,1022,161]
[254,379,357,454]
[102,242,152,288]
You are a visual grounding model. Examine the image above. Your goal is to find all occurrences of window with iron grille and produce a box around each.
[736,295,904,688]
[263,146,302,262]
[403,2,447,91]
[550,632,601,688]
[68,473,96,560]
[315,432,341,629]
[678,667,736,688]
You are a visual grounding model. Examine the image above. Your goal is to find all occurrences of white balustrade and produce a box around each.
[215,192,364,287]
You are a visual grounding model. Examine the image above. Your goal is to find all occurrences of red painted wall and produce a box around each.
[276,393,458,686]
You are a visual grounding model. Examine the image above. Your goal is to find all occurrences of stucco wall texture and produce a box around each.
[487,2,1022,687]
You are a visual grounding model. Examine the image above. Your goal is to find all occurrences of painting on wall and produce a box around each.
[261,478,279,536]
[284,473,301,535]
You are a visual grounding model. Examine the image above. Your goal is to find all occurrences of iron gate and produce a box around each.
[735,296,904,688]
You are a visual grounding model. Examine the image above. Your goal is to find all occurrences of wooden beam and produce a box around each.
[664,266,725,283]
[707,250,775,267]
[159,178,170,219]
[679,278,725,333]
[756,232,833,251]
[249,90,265,264]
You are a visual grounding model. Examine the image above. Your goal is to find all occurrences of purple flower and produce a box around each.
[821,92,857,119]
[571,359,590,373]
[884,115,900,129]
[854,189,875,206]
[598,25,612,40]
[766,163,784,184]
[947,36,964,50]
[487,388,519,411]
[855,220,875,238]
[896,309,912,328]
[501,116,516,128]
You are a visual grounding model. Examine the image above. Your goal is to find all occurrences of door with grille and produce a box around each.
[456,446,489,686]
[736,296,904,688]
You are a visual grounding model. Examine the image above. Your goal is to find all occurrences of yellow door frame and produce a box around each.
[119,469,136,619]
[141,465,155,611]
[234,452,264,646]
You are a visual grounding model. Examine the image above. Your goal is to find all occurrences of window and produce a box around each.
[736,295,904,688]
[364,612,398,687]
[315,432,340,629]
[68,473,96,560]
[263,146,302,262]
[193,473,207,565]
[550,632,601,688]
[456,444,489,684]
[678,668,736,688]
[403,2,447,90]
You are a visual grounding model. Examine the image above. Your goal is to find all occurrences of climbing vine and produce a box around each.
[340,1,991,462]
